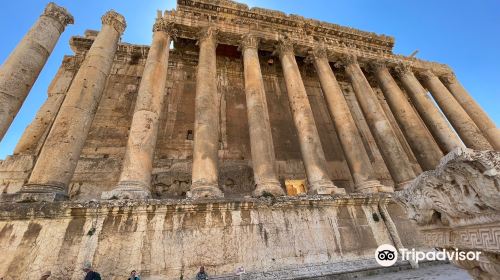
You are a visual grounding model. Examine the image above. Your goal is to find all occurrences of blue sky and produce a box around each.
[0,0,499,159]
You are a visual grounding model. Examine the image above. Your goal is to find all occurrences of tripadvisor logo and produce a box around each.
[375,244,398,267]
[375,244,482,267]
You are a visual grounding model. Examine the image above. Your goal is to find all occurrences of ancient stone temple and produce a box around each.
[0,0,499,279]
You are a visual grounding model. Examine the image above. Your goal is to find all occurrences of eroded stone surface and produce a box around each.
[397,148,500,279]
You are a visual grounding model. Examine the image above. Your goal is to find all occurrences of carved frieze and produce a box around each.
[397,148,500,228]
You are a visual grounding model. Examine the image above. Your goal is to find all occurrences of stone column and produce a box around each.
[395,63,464,153]
[240,34,284,197]
[102,18,176,200]
[442,72,500,151]
[419,70,492,150]
[340,54,415,189]
[189,27,224,199]
[13,57,76,155]
[309,48,389,193]
[276,37,345,195]
[19,11,126,202]
[371,62,443,170]
[0,3,74,141]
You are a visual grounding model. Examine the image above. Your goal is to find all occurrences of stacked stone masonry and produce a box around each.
[0,0,499,279]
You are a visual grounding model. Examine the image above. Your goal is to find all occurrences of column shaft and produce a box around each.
[442,73,500,150]
[395,64,464,153]
[0,3,73,140]
[420,70,492,150]
[241,35,284,197]
[14,58,76,155]
[311,49,389,193]
[372,63,443,170]
[20,11,126,202]
[277,38,344,195]
[103,19,175,200]
[189,27,224,199]
[342,55,415,189]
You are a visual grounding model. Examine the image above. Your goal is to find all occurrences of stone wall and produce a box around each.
[0,195,421,280]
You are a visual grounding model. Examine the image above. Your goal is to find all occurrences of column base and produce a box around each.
[101,181,151,200]
[2,184,68,203]
[253,180,285,197]
[354,180,380,193]
[395,179,414,191]
[308,179,346,195]
[188,183,224,199]
[377,185,395,193]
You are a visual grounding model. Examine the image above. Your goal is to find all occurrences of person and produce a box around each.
[82,262,101,280]
[196,266,208,280]
[235,266,245,279]
[128,270,140,280]
[40,271,51,280]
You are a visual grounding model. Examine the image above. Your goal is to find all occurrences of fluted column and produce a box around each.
[0,3,73,140]
[340,54,415,189]
[276,37,345,195]
[102,18,176,200]
[14,58,76,155]
[240,34,284,197]
[395,64,464,153]
[442,72,500,151]
[371,62,443,170]
[419,70,492,150]
[19,11,126,202]
[189,27,224,199]
[309,48,390,193]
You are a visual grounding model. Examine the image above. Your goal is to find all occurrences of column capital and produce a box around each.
[275,35,295,56]
[240,33,259,51]
[43,2,74,27]
[152,18,177,38]
[197,26,218,45]
[417,69,436,81]
[393,62,413,78]
[334,53,357,68]
[309,47,328,60]
[368,60,388,72]
[441,72,458,85]
[102,10,127,34]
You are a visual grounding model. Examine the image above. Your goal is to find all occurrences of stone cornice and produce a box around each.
[68,32,452,76]
[175,0,394,53]
[162,6,451,75]
[102,10,127,34]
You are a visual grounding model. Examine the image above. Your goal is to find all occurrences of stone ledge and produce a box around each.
[208,259,447,280]
[0,193,394,220]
